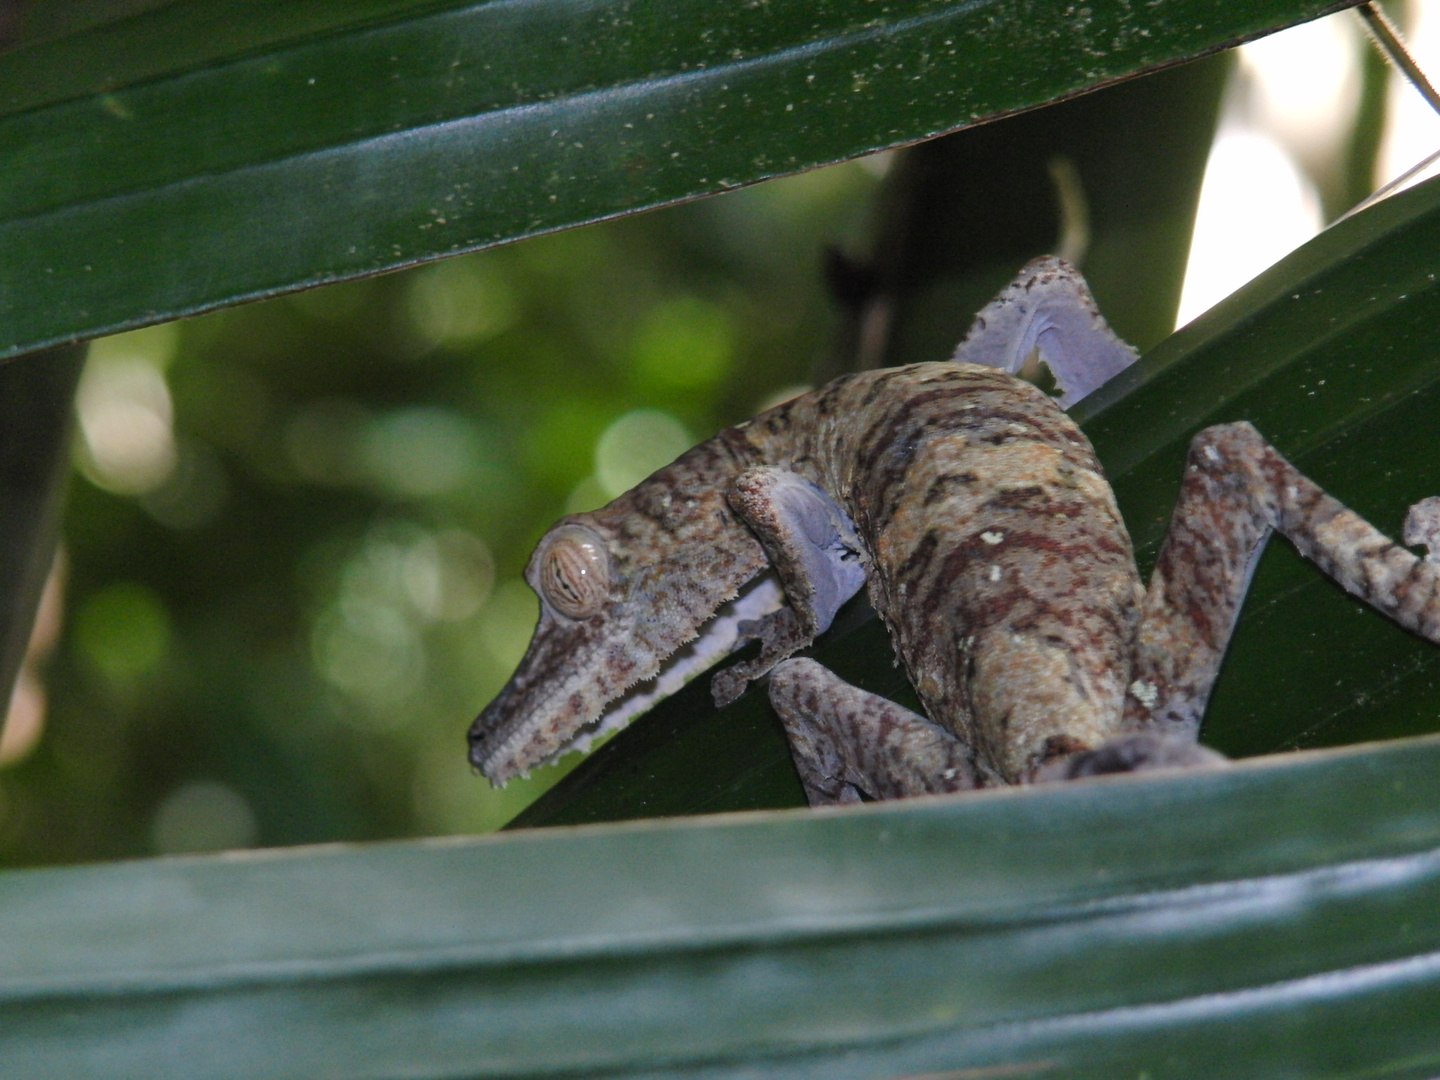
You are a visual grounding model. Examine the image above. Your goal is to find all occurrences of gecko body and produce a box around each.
[470,258,1440,801]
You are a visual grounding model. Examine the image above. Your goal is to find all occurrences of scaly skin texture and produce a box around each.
[743,363,1141,782]
[471,362,1140,785]
[468,425,768,782]
[471,259,1440,799]
[1123,422,1440,737]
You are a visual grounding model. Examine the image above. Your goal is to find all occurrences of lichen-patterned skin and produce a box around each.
[470,361,1141,785]
[1124,422,1440,738]
[768,656,980,800]
[467,425,769,781]
[471,260,1440,798]
[745,363,1142,783]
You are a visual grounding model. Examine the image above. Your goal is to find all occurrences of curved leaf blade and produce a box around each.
[0,0,1350,358]
[4,737,1440,1076]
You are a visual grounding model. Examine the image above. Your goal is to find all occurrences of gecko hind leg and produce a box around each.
[769,659,979,805]
[712,467,868,707]
[1122,420,1440,742]
[955,255,1140,408]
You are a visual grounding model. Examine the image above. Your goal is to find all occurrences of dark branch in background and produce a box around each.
[0,347,83,745]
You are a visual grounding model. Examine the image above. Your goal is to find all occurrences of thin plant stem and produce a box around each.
[1356,2,1440,116]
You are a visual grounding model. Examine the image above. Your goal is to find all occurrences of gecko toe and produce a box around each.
[1032,731,1227,783]
[711,665,753,708]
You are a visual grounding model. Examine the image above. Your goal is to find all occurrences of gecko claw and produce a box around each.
[711,604,815,708]
[1403,496,1440,563]
[711,667,751,709]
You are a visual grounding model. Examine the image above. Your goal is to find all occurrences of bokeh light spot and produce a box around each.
[405,256,518,349]
[594,409,694,499]
[304,519,493,718]
[565,474,610,514]
[150,779,258,854]
[76,357,177,495]
[312,599,425,716]
[631,296,735,392]
[363,407,483,498]
[403,529,495,622]
[74,582,171,684]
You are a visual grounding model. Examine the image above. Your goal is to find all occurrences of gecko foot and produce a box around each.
[769,658,979,804]
[1403,496,1440,563]
[711,606,811,707]
[1030,731,1226,784]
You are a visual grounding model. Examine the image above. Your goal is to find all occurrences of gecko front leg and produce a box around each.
[770,658,978,804]
[711,467,867,707]
[1122,421,1440,740]
[716,467,981,803]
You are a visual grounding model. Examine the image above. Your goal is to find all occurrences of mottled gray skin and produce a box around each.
[472,361,1134,785]
[1123,422,1440,740]
[752,362,1142,783]
[470,259,1440,800]
[760,409,1440,802]
[466,425,769,782]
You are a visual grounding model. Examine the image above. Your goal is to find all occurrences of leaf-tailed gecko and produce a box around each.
[469,257,1440,801]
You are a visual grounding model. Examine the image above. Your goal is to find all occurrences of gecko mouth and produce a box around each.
[473,574,784,785]
[557,573,784,759]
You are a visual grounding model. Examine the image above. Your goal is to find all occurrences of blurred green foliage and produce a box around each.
[0,158,884,865]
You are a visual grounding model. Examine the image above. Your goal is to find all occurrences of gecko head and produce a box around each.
[468,471,769,787]
[467,521,623,785]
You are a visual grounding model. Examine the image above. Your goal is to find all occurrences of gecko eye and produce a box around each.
[537,525,611,619]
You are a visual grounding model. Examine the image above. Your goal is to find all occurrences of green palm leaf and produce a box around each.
[1,0,1343,358]
[6,1,1440,1076]
[4,734,1440,1077]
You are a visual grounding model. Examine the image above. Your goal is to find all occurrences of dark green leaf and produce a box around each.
[5,735,1440,1077]
[0,0,1349,358]
[1085,172,1440,760]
